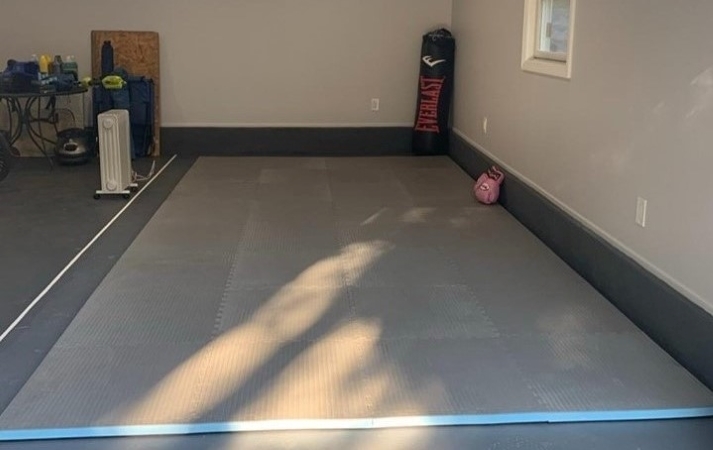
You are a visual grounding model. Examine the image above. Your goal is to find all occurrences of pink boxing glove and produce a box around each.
[473,166,504,205]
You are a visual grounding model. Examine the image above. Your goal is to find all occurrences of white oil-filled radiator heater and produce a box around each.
[94,110,137,199]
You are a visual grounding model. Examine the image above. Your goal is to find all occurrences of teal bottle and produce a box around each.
[61,55,79,80]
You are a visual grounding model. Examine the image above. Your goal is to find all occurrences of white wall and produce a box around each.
[452,0,713,313]
[0,0,452,126]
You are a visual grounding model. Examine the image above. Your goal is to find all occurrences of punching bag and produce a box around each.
[412,29,456,155]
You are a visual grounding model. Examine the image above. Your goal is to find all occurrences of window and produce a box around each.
[522,0,576,79]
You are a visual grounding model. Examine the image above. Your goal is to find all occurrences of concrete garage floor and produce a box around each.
[0,156,712,450]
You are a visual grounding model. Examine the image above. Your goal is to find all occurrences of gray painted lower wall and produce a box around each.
[161,127,413,156]
[449,132,713,391]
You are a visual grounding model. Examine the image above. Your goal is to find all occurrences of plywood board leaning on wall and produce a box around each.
[91,30,161,156]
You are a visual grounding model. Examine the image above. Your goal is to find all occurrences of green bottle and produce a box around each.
[62,55,79,81]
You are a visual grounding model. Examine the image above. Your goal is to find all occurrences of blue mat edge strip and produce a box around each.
[2,408,713,442]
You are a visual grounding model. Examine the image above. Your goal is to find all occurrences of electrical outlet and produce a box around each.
[371,98,380,111]
[482,117,488,134]
[636,197,648,227]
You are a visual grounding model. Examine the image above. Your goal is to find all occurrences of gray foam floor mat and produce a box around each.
[1,157,712,439]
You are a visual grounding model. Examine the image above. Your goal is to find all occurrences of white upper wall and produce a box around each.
[452,0,713,313]
[0,0,452,126]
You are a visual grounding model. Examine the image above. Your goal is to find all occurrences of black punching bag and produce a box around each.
[412,29,456,155]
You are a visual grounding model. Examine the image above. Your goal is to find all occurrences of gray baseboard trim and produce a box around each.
[450,132,713,391]
[161,127,413,156]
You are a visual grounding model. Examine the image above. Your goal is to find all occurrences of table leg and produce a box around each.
[24,96,55,167]
[1,99,23,155]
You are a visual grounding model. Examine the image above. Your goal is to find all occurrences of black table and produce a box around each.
[0,87,88,166]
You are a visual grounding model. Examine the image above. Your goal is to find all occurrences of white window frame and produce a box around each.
[521,0,576,79]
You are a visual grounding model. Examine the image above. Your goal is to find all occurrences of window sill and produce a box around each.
[521,57,572,79]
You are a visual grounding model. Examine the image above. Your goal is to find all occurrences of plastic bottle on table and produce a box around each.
[101,41,114,77]
[30,54,40,80]
[53,55,63,75]
[39,54,50,76]
[62,55,79,80]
